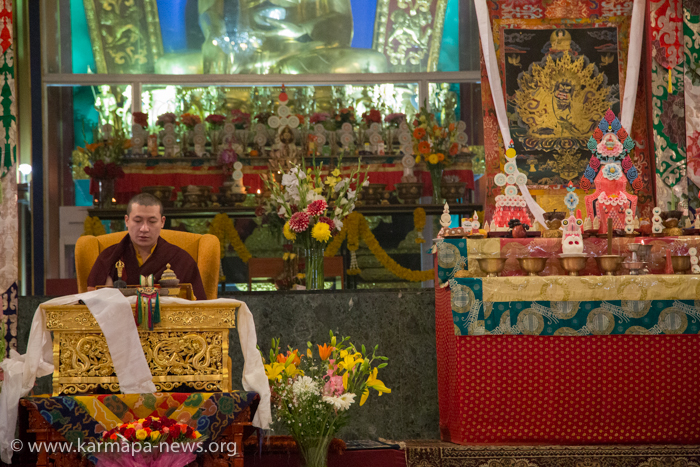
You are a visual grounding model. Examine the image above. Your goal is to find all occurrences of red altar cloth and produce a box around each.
[435,262,700,444]
[110,163,474,204]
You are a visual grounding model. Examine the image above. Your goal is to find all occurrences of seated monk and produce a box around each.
[87,193,207,300]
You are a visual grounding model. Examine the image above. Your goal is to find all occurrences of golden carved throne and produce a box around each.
[75,229,221,300]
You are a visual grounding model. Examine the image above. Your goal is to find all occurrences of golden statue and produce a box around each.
[156,0,388,74]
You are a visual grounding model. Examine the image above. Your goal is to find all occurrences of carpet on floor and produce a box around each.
[405,441,700,467]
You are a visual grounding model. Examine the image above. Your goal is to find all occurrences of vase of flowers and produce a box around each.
[265,159,367,290]
[79,127,128,208]
[262,331,391,467]
[180,113,201,156]
[95,415,204,467]
[411,107,464,204]
[205,114,226,155]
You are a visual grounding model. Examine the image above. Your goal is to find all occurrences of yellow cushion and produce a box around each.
[75,229,220,299]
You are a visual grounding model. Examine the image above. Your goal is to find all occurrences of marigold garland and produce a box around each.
[208,213,252,263]
[82,216,106,237]
[413,207,426,244]
[323,212,433,281]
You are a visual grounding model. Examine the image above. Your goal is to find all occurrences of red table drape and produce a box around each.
[110,164,474,205]
[434,259,700,444]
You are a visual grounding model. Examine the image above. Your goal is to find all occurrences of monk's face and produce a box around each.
[125,203,165,249]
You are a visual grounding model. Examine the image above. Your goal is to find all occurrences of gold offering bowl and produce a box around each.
[558,255,589,276]
[476,257,507,277]
[595,255,622,276]
[672,255,691,274]
[517,257,548,276]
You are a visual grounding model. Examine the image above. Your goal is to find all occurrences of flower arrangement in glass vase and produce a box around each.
[411,107,464,203]
[79,126,129,208]
[95,416,205,467]
[205,114,226,155]
[264,158,367,289]
[262,331,390,467]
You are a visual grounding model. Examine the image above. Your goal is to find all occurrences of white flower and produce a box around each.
[278,206,287,217]
[282,173,298,187]
[362,178,370,187]
[339,197,348,205]
[346,189,356,200]
[334,207,343,217]
[323,393,355,411]
[290,167,306,179]
[292,376,319,399]
[305,190,324,203]
[334,219,343,231]
[334,178,349,192]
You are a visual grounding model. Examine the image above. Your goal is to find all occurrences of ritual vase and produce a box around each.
[429,168,444,204]
[296,435,332,467]
[303,244,326,290]
[96,178,115,208]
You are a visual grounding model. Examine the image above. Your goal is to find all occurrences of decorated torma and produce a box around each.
[582,109,639,234]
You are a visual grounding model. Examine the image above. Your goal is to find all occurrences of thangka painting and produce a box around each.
[502,26,620,185]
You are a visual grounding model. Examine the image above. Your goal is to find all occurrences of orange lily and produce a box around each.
[317,343,334,361]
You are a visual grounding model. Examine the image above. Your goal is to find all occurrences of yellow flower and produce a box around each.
[283,252,290,260]
[297,273,305,279]
[312,222,332,243]
[314,186,323,194]
[428,153,439,165]
[150,431,160,441]
[360,368,392,406]
[195,432,202,439]
[338,350,364,372]
[264,362,285,381]
[136,429,148,440]
[284,363,302,378]
[415,155,421,163]
[283,222,297,241]
[332,169,341,177]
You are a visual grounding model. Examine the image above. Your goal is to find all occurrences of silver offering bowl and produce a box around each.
[595,255,622,276]
[558,255,589,276]
[517,257,548,276]
[628,243,652,262]
[476,257,507,277]
[672,256,691,274]
[622,260,645,275]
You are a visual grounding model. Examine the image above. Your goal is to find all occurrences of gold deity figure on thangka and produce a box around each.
[504,27,619,185]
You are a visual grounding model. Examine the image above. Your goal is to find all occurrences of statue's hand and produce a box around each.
[258,18,310,38]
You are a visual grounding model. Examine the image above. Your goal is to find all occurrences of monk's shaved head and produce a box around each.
[127,193,163,216]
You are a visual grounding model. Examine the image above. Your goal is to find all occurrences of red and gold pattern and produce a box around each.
[435,273,700,444]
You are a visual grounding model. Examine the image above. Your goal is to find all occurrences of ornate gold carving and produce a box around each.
[45,303,237,395]
[83,0,164,74]
[373,0,447,72]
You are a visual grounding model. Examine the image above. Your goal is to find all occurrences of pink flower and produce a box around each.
[306,199,328,216]
[289,212,310,233]
[324,373,344,396]
[310,112,331,124]
[589,156,600,170]
[621,156,633,171]
[319,216,334,229]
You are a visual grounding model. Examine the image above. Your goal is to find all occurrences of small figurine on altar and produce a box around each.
[690,247,700,274]
[593,215,601,230]
[652,207,664,235]
[438,202,452,238]
[561,214,584,255]
[580,109,639,234]
[694,212,700,230]
[624,208,636,235]
[470,211,480,235]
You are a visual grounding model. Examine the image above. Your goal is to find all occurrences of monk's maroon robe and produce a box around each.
[87,235,207,300]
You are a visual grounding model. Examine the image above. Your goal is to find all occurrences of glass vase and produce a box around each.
[303,244,325,290]
[296,436,332,467]
[430,168,444,204]
[96,178,115,208]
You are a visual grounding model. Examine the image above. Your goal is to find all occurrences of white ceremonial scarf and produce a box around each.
[0,290,271,464]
